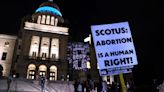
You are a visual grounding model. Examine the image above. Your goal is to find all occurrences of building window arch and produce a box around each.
[49,65,57,80]
[27,64,36,79]
[39,65,47,77]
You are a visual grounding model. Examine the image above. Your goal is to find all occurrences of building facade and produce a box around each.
[0,34,17,77]
[0,1,96,91]
[0,0,99,82]
[13,1,69,81]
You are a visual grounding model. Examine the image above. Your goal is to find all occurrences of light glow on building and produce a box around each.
[50,38,59,60]
[84,34,91,44]
[50,65,57,80]
[35,6,62,16]
[29,36,40,58]
[87,61,91,69]
[40,37,50,59]
[24,22,69,35]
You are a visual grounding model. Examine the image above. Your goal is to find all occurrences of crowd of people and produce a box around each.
[74,79,134,92]
[74,79,96,92]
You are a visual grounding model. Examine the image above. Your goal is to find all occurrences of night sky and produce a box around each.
[0,0,163,87]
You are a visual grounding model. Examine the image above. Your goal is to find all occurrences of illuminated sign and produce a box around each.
[91,21,138,69]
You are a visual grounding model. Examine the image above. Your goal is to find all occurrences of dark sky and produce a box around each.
[0,0,163,86]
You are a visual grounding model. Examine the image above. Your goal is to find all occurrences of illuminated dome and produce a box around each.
[32,1,64,24]
[35,1,62,17]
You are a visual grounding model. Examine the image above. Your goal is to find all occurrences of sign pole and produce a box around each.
[119,73,127,92]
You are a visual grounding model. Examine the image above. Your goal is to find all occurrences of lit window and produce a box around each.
[4,42,9,47]
[39,65,47,77]
[29,70,35,79]
[27,64,36,79]
[1,52,7,60]
[49,72,55,80]
[31,76,34,79]
[49,65,57,80]
[39,71,46,76]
